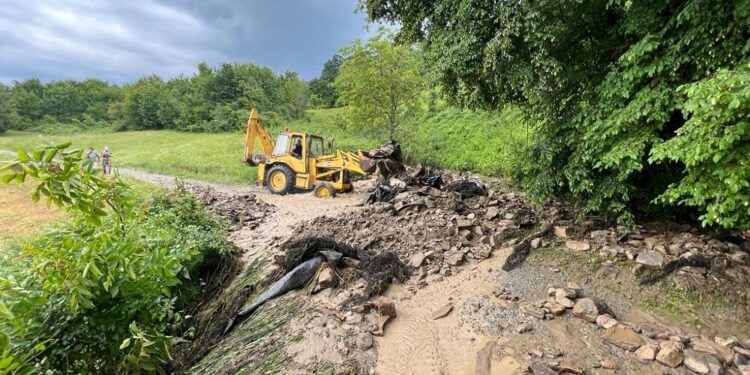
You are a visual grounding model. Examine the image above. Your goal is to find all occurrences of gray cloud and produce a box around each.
[0,0,373,84]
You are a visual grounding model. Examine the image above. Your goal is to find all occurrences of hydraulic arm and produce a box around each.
[243,108,274,166]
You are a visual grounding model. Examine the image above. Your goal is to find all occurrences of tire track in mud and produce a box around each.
[377,305,444,374]
[375,248,515,375]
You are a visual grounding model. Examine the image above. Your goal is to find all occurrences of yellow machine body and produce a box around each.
[243,108,370,196]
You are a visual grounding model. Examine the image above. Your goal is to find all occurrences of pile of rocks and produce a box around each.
[292,170,539,285]
[552,222,750,288]
[525,283,750,375]
[188,185,275,230]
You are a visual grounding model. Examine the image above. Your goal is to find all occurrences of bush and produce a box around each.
[0,144,234,373]
[651,64,750,229]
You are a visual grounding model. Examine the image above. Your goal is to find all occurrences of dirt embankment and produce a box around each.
[127,166,750,375]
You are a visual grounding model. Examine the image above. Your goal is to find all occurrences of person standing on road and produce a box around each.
[101,146,112,174]
[85,147,99,163]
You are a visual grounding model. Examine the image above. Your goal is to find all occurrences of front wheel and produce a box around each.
[313,183,336,198]
[266,165,295,195]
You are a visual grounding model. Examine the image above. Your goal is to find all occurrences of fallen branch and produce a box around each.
[502,224,553,271]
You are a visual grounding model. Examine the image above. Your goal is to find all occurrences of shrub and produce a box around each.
[0,143,234,373]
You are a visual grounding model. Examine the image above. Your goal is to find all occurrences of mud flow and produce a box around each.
[151,165,748,375]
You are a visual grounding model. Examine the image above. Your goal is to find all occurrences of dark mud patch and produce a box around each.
[275,236,410,305]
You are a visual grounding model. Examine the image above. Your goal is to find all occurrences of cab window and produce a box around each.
[273,133,289,156]
[309,136,324,157]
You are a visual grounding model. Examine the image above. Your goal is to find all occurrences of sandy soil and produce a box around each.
[0,183,64,246]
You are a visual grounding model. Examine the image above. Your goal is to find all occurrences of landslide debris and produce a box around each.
[276,237,410,304]
[291,166,543,290]
[188,184,275,229]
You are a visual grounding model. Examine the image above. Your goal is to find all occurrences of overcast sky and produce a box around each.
[0,0,377,84]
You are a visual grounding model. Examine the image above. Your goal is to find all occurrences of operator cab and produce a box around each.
[272,132,324,159]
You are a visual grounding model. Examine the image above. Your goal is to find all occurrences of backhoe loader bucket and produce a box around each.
[359,156,378,174]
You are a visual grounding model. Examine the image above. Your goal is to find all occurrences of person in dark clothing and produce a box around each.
[290,139,302,158]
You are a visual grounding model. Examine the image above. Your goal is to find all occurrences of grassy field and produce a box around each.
[0,107,527,185]
[0,130,255,184]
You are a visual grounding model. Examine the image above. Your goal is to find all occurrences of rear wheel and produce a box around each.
[267,165,295,195]
[313,183,336,198]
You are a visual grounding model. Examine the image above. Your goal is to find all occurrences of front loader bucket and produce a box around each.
[359,156,377,174]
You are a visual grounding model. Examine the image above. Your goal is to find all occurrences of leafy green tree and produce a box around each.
[10,79,45,127]
[309,54,343,108]
[335,29,423,140]
[364,0,750,227]
[281,71,309,120]
[651,65,750,229]
[0,84,17,132]
[122,76,178,130]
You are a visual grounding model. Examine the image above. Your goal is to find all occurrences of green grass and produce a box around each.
[0,130,256,184]
[0,106,528,185]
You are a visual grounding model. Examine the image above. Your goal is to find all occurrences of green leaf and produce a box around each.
[0,356,15,370]
[32,150,44,161]
[16,148,31,162]
[0,302,14,320]
[0,162,19,172]
[54,141,72,149]
[119,338,131,350]
[0,174,16,184]
[44,148,58,162]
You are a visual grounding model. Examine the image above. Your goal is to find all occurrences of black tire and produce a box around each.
[313,183,336,198]
[266,165,295,195]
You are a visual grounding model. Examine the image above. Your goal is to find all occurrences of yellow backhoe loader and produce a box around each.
[243,108,373,197]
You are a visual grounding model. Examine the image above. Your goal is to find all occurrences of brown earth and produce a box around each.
[0,183,64,247]
[9,163,748,375]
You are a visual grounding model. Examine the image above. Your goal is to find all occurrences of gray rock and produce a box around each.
[657,341,684,368]
[691,336,734,363]
[602,325,643,351]
[635,343,659,361]
[357,333,374,350]
[516,323,533,334]
[636,250,664,269]
[431,303,453,320]
[409,252,426,268]
[554,226,571,238]
[456,219,472,229]
[572,298,598,322]
[444,252,465,266]
[523,304,546,319]
[590,230,610,238]
[736,353,749,367]
[596,314,619,329]
[530,237,542,249]
[683,349,722,375]
[565,240,591,252]
[530,362,557,375]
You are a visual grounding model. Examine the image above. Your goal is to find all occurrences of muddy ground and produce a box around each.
[121,167,750,375]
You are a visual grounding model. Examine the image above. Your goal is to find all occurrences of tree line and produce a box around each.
[0,60,345,134]
[363,0,750,230]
